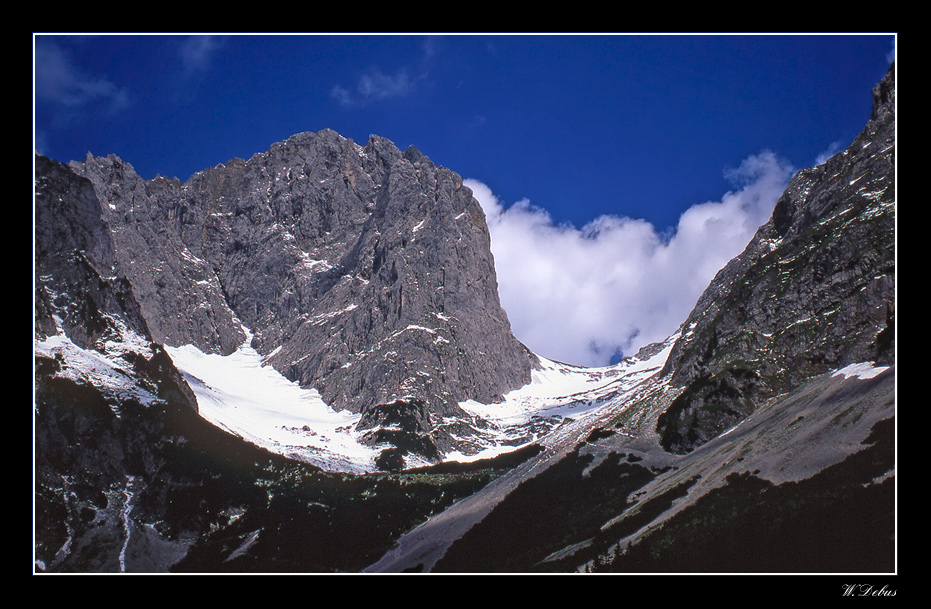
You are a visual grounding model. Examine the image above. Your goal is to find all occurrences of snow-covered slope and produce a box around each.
[165,329,380,474]
[35,314,163,410]
[158,324,677,474]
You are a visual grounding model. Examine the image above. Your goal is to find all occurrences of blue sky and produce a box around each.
[34,33,896,366]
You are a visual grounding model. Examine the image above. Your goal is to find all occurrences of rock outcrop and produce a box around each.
[656,63,896,454]
[34,154,150,350]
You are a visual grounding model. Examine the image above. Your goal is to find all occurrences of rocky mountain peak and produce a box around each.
[41,129,537,462]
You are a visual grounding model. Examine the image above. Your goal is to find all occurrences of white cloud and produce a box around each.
[34,39,129,116]
[178,35,226,74]
[466,150,794,368]
[815,141,843,165]
[331,67,416,108]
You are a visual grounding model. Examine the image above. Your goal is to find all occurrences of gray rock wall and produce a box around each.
[656,64,896,454]
[63,129,535,440]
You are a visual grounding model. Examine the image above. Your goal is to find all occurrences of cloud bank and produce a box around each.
[466,150,795,368]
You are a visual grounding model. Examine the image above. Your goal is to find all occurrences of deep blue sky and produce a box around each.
[34,33,894,233]
[34,34,896,366]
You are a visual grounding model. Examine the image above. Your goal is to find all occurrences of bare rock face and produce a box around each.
[34,153,200,413]
[656,64,896,454]
[60,129,536,457]
[34,154,149,350]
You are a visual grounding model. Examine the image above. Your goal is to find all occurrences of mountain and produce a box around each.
[655,62,896,455]
[38,129,537,469]
[33,64,895,574]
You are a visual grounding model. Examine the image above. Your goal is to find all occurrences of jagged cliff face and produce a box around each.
[34,153,199,411]
[34,154,149,350]
[55,130,535,452]
[655,64,896,454]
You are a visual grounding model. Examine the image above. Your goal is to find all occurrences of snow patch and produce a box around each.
[35,318,161,411]
[299,252,332,272]
[307,303,358,326]
[831,362,890,380]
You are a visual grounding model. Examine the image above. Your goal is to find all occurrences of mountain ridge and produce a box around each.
[655,63,895,454]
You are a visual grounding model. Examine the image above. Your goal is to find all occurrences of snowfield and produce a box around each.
[165,327,678,473]
[165,333,380,474]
